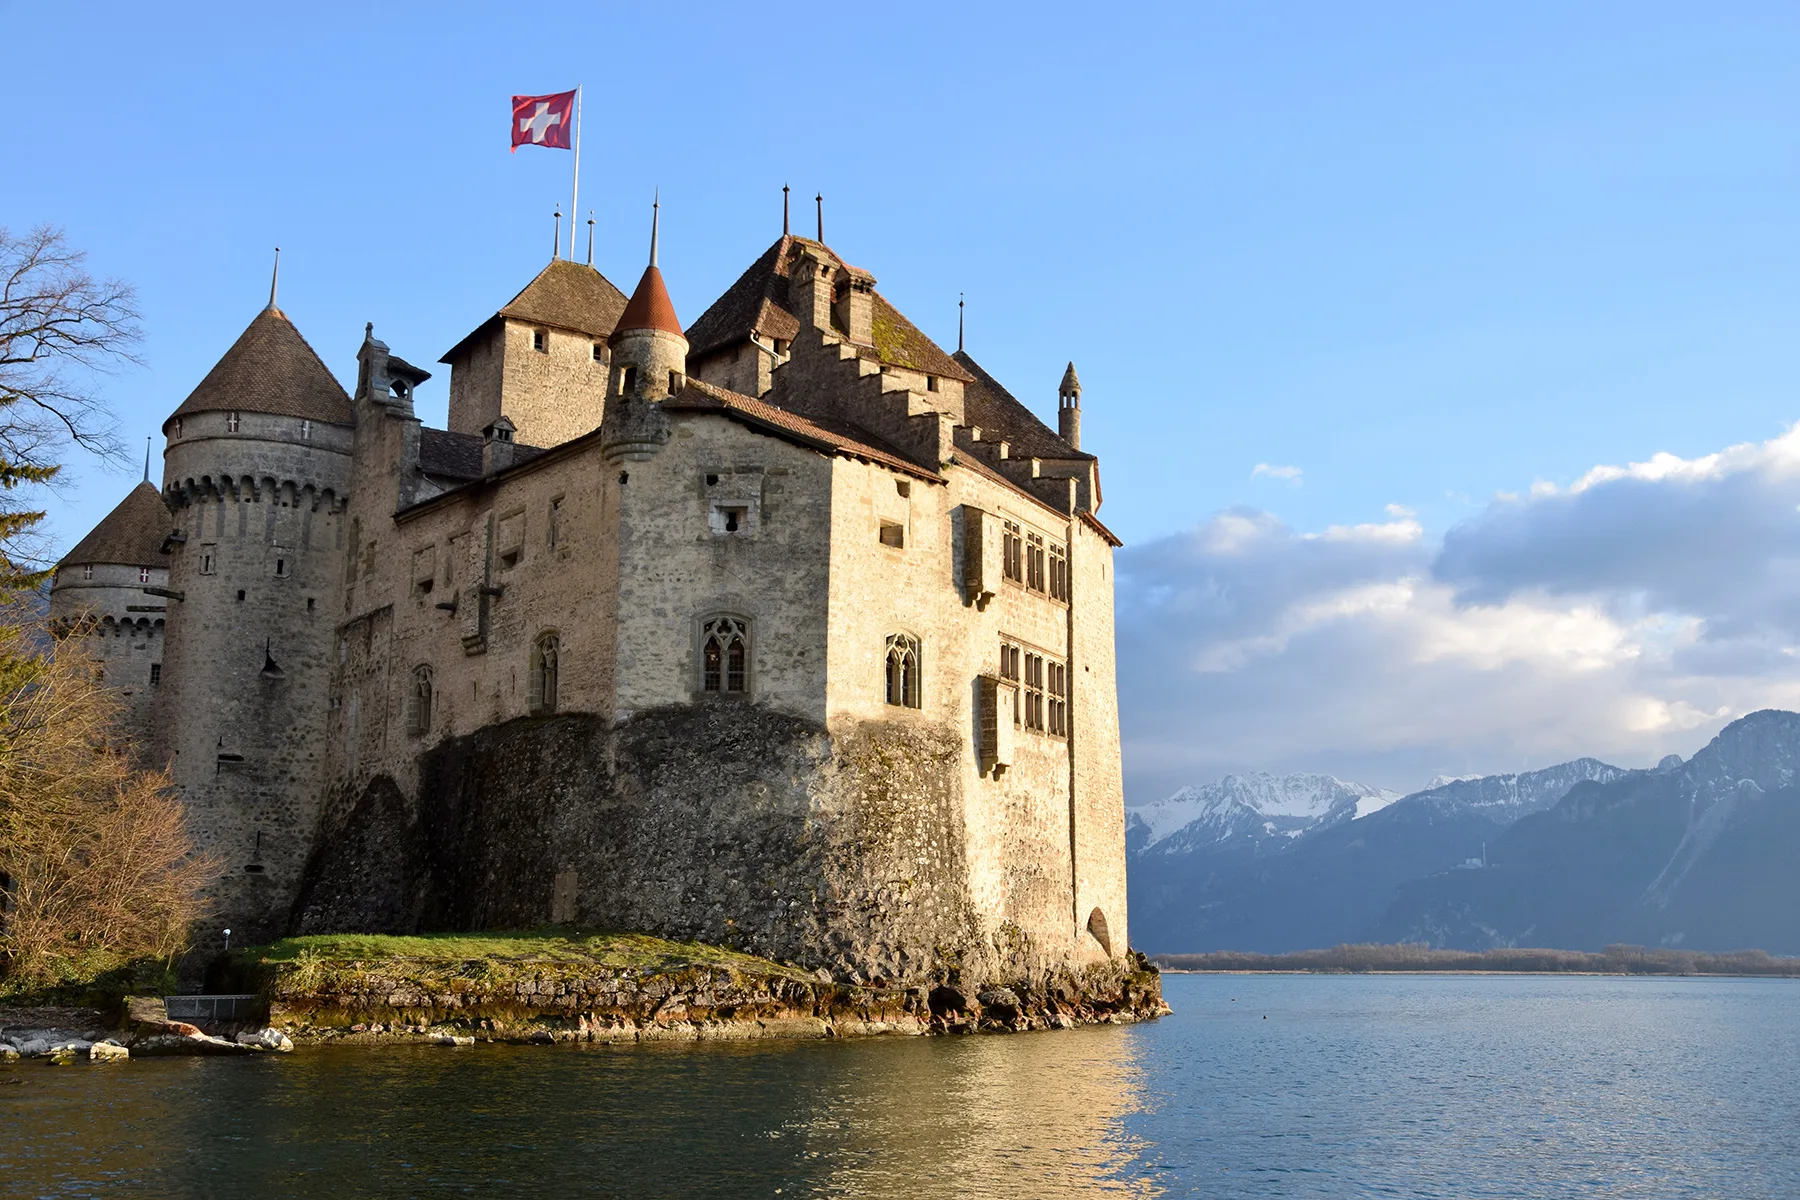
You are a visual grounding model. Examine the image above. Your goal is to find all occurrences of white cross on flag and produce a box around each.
[510,90,576,152]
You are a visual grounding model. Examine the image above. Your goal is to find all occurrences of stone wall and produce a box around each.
[295,704,1000,985]
[447,319,611,449]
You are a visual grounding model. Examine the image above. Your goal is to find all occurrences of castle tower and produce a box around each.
[48,480,174,746]
[601,202,687,464]
[154,298,354,945]
[1058,361,1081,451]
[439,259,627,449]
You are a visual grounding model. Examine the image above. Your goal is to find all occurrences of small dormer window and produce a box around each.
[300,419,312,440]
[227,411,241,433]
[532,329,547,353]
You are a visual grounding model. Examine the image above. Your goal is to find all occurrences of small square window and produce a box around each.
[879,521,905,549]
[896,481,911,498]
[925,375,939,393]
[532,329,548,353]
[591,343,604,362]
[710,505,749,535]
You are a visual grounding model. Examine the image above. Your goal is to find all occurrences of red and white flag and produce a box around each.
[511,90,576,152]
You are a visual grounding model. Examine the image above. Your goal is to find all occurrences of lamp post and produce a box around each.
[222,928,232,951]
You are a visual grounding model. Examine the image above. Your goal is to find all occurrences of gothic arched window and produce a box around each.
[407,665,433,735]
[885,633,921,709]
[699,615,749,695]
[532,632,560,714]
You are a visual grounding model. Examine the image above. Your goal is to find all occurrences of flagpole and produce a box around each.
[569,85,582,261]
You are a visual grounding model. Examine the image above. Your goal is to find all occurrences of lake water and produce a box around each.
[5,973,1798,1198]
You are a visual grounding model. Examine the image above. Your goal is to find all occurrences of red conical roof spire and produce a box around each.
[609,194,684,343]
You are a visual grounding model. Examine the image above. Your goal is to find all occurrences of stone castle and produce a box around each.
[50,204,1130,991]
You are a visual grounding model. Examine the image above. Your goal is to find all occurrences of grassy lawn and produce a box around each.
[251,928,816,982]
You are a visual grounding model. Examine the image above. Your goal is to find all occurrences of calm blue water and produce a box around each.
[4,973,1798,1198]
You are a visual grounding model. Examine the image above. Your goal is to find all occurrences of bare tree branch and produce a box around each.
[0,226,144,593]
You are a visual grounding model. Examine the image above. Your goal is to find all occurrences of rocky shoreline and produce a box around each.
[263,951,1169,1045]
[0,999,293,1064]
[1,941,1169,1059]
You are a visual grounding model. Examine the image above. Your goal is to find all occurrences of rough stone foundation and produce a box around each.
[292,705,1088,991]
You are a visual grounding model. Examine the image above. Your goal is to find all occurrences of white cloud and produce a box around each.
[1118,424,1800,801]
[1252,462,1303,483]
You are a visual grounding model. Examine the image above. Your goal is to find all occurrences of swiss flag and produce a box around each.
[511,90,575,152]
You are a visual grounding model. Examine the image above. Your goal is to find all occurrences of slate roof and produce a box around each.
[57,481,173,568]
[684,236,972,383]
[663,379,941,482]
[417,428,546,482]
[417,428,484,480]
[952,350,1092,461]
[612,264,683,341]
[441,259,628,362]
[163,307,352,431]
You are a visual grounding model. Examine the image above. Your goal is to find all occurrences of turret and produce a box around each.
[154,289,354,946]
[1058,361,1081,451]
[601,200,686,464]
[49,479,173,747]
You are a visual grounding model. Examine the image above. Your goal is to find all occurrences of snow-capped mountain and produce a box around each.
[1392,758,1631,819]
[1128,756,1630,954]
[1127,773,1401,856]
[1379,710,1800,953]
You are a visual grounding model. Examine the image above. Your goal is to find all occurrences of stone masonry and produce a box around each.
[56,204,1132,996]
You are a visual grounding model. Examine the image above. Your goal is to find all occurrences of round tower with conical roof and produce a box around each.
[154,298,355,945]
[601,200,687,463]
[49,480,175,746]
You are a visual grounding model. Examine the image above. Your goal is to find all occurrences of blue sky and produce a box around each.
[11,1,1800,798]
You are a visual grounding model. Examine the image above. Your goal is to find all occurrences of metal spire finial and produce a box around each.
[267,247,280,310]
[553,203,562,261]
[783,184,790,236]
[143,436,151,483]
[649,189,660,267]
[586,211,595,266]
[958,293,965,353]
[815,193,823,243]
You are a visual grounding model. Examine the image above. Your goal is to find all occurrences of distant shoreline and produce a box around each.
[1153,944,1800,978]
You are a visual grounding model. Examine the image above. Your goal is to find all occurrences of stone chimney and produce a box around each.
[790,245,836,333]
[482,416,516,475]
[1058,361,1081,451]
[833,266,876,346]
